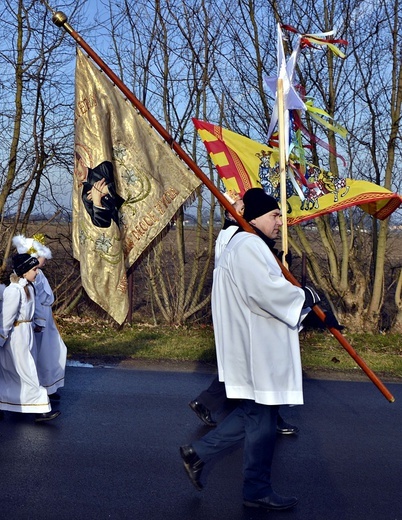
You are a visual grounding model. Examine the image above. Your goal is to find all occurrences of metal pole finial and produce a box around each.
[52,11,68,27]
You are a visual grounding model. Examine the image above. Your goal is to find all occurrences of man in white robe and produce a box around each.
[180,188,319,511]
[189,194,300,434]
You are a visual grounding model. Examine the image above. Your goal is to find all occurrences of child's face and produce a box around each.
[23,267,39,283]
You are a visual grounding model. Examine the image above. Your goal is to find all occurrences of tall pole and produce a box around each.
[46,9,395,403]
[277,79,288,268]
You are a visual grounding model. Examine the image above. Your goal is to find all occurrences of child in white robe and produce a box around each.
[34,256,67,399]
[12,234,67,401]
[0,253,61,422]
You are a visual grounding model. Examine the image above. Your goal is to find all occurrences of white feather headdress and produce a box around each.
[12,234,52,260]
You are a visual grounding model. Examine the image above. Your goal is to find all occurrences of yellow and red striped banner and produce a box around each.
[193,118,402,225]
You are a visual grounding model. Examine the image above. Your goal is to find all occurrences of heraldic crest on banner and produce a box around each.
[256,151,350,215]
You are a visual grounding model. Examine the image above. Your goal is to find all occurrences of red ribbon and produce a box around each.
[281,24,348,48]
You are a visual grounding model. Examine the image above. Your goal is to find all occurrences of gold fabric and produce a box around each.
[74,49,200,324]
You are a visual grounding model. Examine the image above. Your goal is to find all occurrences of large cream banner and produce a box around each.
[73,49,201,323]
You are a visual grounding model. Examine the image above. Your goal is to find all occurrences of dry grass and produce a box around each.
[58,316,402,380]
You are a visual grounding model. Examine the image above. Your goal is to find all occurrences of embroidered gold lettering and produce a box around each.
[75,94,97,123]
[130,188,181,241]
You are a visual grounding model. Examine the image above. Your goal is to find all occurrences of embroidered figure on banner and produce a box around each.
[306,166,350,203]
[256,150,350,215]
[74,144,125,229]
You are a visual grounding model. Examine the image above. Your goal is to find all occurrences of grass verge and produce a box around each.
[57,317,402,380]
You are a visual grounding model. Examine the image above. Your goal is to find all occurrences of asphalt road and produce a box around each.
[0,364,401,520]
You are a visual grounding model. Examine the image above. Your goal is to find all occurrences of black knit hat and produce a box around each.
[12,253,39,276]
[243,188,280,221]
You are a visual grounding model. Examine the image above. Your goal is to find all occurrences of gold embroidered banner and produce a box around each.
[193,118,402,225]
[74,50,200,323]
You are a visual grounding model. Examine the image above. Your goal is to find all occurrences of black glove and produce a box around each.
[323,310,344,331]
[302,309,344,330]
[302,285,321,309]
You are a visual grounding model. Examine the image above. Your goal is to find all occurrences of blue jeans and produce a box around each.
[192,400,279,500]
